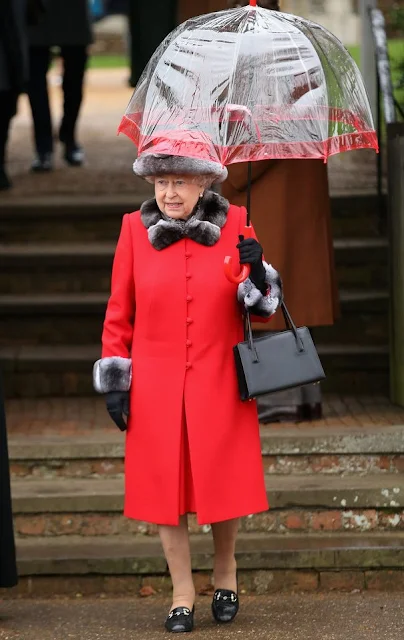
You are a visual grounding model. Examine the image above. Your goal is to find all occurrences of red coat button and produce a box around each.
[186,362,192,370]
[185,252,191,258]
[186,295,193,302]
[186,273,191,279]
[186,317,193,325]
[186,340,192,347]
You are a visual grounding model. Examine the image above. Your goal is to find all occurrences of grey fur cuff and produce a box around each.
[237,262,283,317]
[93,357,132,394]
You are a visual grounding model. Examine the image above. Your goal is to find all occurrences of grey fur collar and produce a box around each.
[140,191,230,251]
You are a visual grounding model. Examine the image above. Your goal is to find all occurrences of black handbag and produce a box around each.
[234,303,326,401]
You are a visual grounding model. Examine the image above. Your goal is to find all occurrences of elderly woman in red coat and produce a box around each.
[93,151,282,633]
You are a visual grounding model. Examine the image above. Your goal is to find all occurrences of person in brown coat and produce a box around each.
[223,0,340,422]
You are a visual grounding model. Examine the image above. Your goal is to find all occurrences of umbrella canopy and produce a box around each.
[118,3,378,165]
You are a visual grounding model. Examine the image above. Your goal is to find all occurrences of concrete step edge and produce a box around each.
[338,290,388,303]
[317,344,389,356]
[15,532,404,575]
[0,243,116,256]
[8,424,404,460]
[0,238,388,259]
[0,344,390,362]
[0,290,388,313]
[0,344,100,361]
[0,193,383,214]
[0,294,108,314]
[0,194,152,217]
[10,475,404,513]
[334,238,388,250]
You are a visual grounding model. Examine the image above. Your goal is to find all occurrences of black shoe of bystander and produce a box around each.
[0,166,12,190]
[31,152,53,172]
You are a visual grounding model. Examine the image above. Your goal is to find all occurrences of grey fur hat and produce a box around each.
[133,153,228,184]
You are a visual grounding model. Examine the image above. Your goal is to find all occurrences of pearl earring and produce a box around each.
[199,192,203,198]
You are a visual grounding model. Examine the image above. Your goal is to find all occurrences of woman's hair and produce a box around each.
[227,0,280,9]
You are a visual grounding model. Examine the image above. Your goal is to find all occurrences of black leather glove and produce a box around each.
[237,236,267,294]
[106,391,129,432]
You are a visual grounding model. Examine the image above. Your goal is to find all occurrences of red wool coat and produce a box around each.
[101,203,269,525]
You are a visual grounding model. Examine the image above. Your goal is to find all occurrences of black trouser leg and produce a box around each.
[27,46,53,154]
[128,0,177,87]
[0,91,18,168]
[59,45,88,147]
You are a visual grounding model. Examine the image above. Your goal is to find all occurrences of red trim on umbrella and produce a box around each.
[118,114,379,162]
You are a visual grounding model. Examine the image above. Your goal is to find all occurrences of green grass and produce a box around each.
[348,39,404,109]
[86,43,404,111]
[88,54,128,69]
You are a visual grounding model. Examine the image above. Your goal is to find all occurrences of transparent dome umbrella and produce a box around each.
[119,0,378,282]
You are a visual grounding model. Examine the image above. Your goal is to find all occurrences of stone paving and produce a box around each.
[3,68,382,201]
[4,394,404,437]
[0,594,403,640]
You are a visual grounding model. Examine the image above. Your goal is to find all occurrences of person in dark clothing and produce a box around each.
[0,377,17,589]
[27,0,93,171]
[128,0,177,87]
[0,0,30,190]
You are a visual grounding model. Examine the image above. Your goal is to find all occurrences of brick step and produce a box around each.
[0,345,97,397]
[13,505,404,537]
[0,244,115,294]
[0,195,384,244]
[0,290,388,347]
[0,196,149,244]
[13,474,403,511]
[314,344,388,394]
[11,474,404,537]
[333,238,387,289]
[8,425,404,480]
[14,531,404,579]
[11,534,404,596]
[329,194,386,239]
[312,290,388,346]
[0,344,389,397]
[0,294,106,346]
[0,237,387,295]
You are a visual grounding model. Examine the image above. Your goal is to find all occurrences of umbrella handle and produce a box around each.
[224,225,252,284]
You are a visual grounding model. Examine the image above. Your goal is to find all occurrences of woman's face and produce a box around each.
[154,175,203,220]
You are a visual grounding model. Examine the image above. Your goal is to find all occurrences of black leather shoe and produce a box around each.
[0,166,12,190]
[212,589,239,623]
[165,606,195,633]
[63,143,85,167]
[31,152,53,172]
[300,402,323,421]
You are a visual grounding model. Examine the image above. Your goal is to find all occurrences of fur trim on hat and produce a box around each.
[238,262,283,317]
[93,356,132,393]
[133,154,228,184]
[140,191,229,250]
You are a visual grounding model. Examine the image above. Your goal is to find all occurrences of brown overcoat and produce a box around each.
[222,160,340,331]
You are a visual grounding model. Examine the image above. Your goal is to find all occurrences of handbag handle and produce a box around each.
[245,301,305,355]
[245,312,260,362]
[280,303,304,352]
